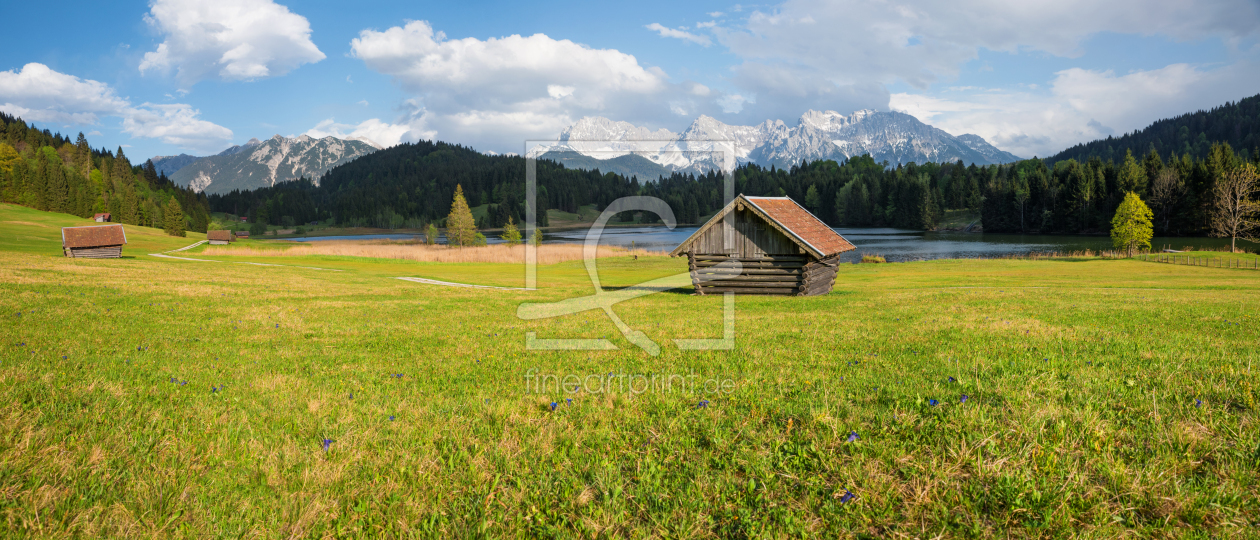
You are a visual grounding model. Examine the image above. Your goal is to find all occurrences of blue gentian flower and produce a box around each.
[960,395,968,403]
[566,398,572,405]
[62,356,67,359]
[839,490,855,503]
[847,431,859,443]
[948,376,956,383]
[321,439,333,452]
[697,400,710,408]
[389,416,395,421]
[349,392,354,399]
[1195,399,1202,408]
[928,399,939,406]
[549,402,558,411]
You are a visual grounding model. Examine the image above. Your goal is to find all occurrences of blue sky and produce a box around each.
[2,0,1258,161]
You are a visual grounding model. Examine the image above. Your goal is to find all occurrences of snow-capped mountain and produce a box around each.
[169,135,380,194]
[535,110,1021,176]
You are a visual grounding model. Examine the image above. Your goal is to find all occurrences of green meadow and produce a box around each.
[1,202,1257,538]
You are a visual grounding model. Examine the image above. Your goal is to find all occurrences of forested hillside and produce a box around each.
[0,113,211,231]
[207,94,1260,237]
[1048,93,1259,165]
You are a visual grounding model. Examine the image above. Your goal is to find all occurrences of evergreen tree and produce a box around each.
[445,184,477,247]
[1118,150,1147,194]
[804,184,821,212]
[501,215,522,246]
[425,223,440,245]
[164,197,185,237]
[1110,192,1154,257]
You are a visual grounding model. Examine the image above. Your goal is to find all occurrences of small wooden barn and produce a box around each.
[62,224,127,258]
[670,194,856,296]
[207,230,235,245]
[236,230,250,239]
[93,213,111,222]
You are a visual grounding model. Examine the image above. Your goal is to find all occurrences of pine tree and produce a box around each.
[425,223,440,245]
[1110,192,1153,257]
[445,184,477,247]
[163,197,185,237]
[501,215,522,245]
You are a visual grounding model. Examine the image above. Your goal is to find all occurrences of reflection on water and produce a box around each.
[288,226,1251,263]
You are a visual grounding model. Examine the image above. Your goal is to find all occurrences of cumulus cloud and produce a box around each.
[0,63,233,152]
[713,0,1260,149]
[645,23,712,46]
[304,118,414,148]
[891,61,1260,158]
[0,63,129,124]
[139,0,325,88]
[351,20,696,151]
[122,103,234,150]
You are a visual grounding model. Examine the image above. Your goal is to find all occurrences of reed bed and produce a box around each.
[203,240,664,264]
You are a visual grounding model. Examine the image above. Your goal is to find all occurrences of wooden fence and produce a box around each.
[1138,253,1260,270]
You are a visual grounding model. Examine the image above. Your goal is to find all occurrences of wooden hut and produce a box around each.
[62,224,126,258]
[670,194,856,296]
[236,230,249,239]
[207,230,235,245]
[93,213,111,222]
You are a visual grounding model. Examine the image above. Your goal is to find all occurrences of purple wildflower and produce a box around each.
[389,415,395,421]
[321,439,333,452]
[960,395,968,403]
[839,490,855,503]
[847,431,859,443]
[1195,399,1202,408]
[928,399,939,406]
[948,376,956,383]
[549,402,558,411]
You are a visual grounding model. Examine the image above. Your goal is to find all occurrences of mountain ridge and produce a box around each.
[533,109,1021,176]
[168,135,379,195]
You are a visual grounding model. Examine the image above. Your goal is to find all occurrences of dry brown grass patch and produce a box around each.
[204,241,663,264]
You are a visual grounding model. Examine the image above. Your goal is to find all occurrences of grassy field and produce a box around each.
[1,202,1257,538]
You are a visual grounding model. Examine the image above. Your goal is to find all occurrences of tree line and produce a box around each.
[203,137,1260,241]
[0,113,211,233]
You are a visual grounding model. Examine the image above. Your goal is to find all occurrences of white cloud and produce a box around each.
[697,21,718,29]
[706,0,1260,145]
[139,0,325,88]
[891,61,1260,158]
[122,103,234,150]
[645,23,712,46]
[305,118,414,148]
[547,85,575,99]
[708,11,725,17]
[0,63,232,152]
[351,20,691,151]
[0,63,129,124]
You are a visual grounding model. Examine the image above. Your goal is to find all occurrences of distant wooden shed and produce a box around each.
[207,230,235,245]
[93,213,111,222]
[236,230,249,239]
[62,224,127,258]
[670,194,856,296]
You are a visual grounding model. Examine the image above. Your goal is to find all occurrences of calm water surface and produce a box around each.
[291,226,1251,263]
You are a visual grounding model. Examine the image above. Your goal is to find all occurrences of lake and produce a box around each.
[289,226,1252,263]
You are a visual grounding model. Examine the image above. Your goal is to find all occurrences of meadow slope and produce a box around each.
[0,203,1257,538]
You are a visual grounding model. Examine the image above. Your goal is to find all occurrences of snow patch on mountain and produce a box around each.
[169,135,379,194]
[539,110,1022,174]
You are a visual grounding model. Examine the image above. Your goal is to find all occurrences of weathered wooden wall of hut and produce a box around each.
[688,210,803,257]
[688,254,841,296]
[65,246,123,259]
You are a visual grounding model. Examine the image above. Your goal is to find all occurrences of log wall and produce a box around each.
[65,246,123,259]
[688,253,842,296]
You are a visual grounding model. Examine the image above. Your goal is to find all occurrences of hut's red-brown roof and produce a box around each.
[207,230,233,241]
[62,225,127,248]
[745,196,855,257]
